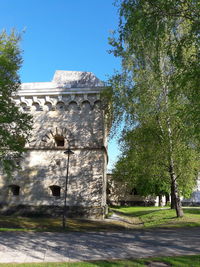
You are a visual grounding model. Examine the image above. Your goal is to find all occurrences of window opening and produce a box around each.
[56,102,65,110]
[50,185,61,197]
[130,188,138,195]
[106,187,111,195]
[55,159,61,166]
[54,135,65,147]
[9,185,20,196]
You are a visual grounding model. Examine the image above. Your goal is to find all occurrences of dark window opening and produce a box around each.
[54,135,65,147]
[9,185,20,196]
[130,188,138,195]
[55,159,61,166]
[50,185,61,197]
[106,187,111,195]
[15,159,20,167]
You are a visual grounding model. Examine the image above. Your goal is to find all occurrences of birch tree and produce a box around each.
[107,0,200,217]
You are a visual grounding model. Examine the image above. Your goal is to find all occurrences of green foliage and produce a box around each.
[113,122,199,198]
[1,255,200,267]
[0,255,200,267]
[106,0,200,201]
[112,206,200,228]
[108,0,200,137]
[0,31,32,171]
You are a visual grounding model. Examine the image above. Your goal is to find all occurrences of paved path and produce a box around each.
[0,227,200,263]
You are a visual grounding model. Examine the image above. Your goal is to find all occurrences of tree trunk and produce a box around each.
[169,163,184,217]
[165,193,170,206]
[160,60,184,218]
[164,89,183,217]
[158,195,162,206]
[170,183,175,209]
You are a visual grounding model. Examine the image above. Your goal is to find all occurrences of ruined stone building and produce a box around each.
[107,174,158,206]
[107,173,200,207]
[0,71,108,218]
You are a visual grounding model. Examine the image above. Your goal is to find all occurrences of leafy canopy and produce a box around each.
[106,0,200,199]
[0,31,32,171]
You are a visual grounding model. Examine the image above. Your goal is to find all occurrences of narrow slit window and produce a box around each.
[54,135,65,147]
[50,185,61,197]
[9,185,20,196]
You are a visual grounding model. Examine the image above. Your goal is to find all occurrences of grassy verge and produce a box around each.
[110,206,200,228]
[0,255,200,266]
[0,215,128,232]
[0,206,200,232]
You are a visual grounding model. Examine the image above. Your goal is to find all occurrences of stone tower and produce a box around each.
[0,71,108,218]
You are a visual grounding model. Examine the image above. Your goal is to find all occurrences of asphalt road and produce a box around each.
[0,227,200,263]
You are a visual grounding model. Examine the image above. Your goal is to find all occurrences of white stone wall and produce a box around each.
[18,95,104,149]
[182,176,200,205]
[0,149,105,207]
[0,71,108,218]
[107,174,156,206]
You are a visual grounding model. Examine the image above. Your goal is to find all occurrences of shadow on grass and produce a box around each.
[88,259,146,267]
[0,215,129,232]
[184,208,200,215]
[110,208,160,218]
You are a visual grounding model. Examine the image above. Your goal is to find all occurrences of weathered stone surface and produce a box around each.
[53,70,104,88]
[107,174,156,206]
[0,71,108,218]
[182,177,200,205]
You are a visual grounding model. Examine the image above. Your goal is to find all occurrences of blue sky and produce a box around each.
[1,0,121,170]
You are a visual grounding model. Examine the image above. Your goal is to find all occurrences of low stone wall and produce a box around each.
[108,200,156,207]
[182,202,200,207]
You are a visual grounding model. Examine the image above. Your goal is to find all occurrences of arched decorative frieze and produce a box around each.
[14,93,103,113]
[56,101,65,111]
[20,96,29,105]
[20,102,30,112]
[87,94,98,105]
[32,96,42,105]
[47,97,58,109]
[62,95,71,104]
[45,96,51,103]
[44,101,53,111]
[31,97,43,111]
[83,94,88,102]
[31,102,41,112]
[57,95,63,102]
[93,100,102,110]
[68,101,80,111]
[74,97,83,107]
[19,96,31,111]
[70,94,75,101]
[81,100,92,112]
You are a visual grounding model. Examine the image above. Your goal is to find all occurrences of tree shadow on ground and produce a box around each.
[110,208,161,218]
[183,208,200,215]
[0,228,200,263]
[0,215,132,232]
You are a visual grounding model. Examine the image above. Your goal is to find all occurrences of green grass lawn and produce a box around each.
[0,206,200,232]
[0,255,200,266]
[0,215,128,232]
[110,206,200,228]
